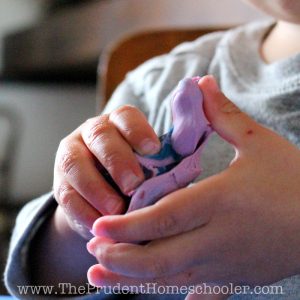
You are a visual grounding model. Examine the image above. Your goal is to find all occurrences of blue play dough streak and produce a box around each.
[100,127,184,193]
[141,127,184,179]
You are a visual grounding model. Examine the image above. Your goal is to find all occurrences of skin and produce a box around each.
[244,0,300,24]
[30,1,300,299]
[244,0,300,63]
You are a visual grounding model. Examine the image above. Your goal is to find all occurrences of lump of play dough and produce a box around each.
[171,77,210,156]
[127,77,213,212]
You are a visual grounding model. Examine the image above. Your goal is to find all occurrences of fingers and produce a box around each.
[87,263,202,289]
[88,263,230,299]
[87,236,188,277]
[81,114,145,195]
[88,221,219,278]
[199,75,262,151]
[92,175,222,242]
[53,181,100,231]
[109,105,161,155]
[54,104,161,238]
[54,133,125,215]
[88,223,234,281]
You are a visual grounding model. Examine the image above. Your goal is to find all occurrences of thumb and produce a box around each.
[198,75,259,150]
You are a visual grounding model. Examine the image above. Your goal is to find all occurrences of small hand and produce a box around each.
[87,76,300,291]
[53,105,160,238]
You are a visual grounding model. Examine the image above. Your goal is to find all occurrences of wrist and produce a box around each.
[30,205,96,286]
[54,205,92,240]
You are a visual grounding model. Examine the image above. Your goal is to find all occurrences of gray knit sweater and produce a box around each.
[4,20,300,299]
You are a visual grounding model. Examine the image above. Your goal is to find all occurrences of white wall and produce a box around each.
[127,0,267,27]
[0,83,96,201]
[0,0,267,74]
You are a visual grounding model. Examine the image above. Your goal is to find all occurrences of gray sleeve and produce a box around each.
[4,192,57,298]
[100,53,169,117]
[101,30,225,136]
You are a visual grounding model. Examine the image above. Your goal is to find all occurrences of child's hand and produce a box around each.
[53,105,160,238]
[87,76,300,292]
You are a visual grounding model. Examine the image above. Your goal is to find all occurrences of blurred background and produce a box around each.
[0,0,266,295]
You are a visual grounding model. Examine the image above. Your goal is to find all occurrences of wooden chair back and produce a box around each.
[97,27,227,109]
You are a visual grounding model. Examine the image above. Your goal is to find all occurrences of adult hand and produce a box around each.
[53,105,160,239]
[87,76,300,292]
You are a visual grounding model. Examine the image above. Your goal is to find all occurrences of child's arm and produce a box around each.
[29,206,95,287]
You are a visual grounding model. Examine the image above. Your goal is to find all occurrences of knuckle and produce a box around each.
[111,105,138,119]
[155,213,178,236]
[84,115,111,148]
[58,149,79,176]
[101,150,123,170]
[110,105,147,143]
[120,126,137,143]
[56,184,75,207]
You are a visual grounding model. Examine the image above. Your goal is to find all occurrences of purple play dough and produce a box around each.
[127,77,213,212]
[171,77,209,156]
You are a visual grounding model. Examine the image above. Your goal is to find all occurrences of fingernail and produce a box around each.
[87,239,97,255]
[121,171,143,194]
[91,218,105,237]
[140,138,161,155]
[104,198,124,215]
